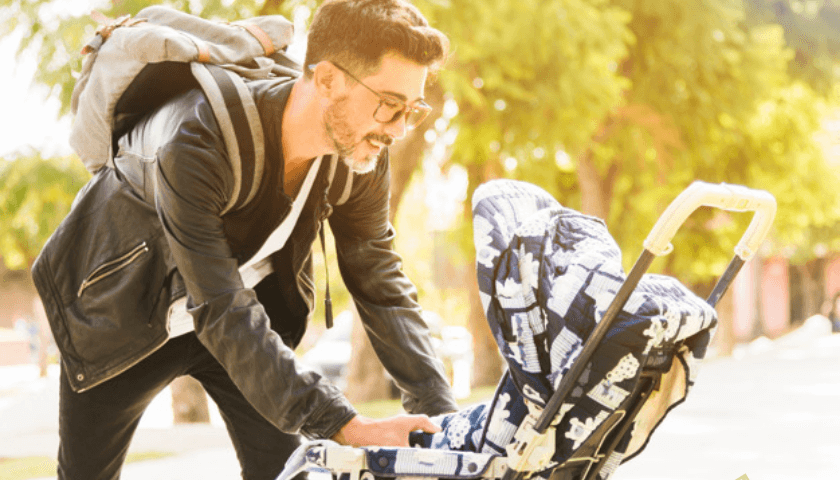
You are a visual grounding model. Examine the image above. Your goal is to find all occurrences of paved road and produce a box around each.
[2,317,839,480]
[0,364,239,479]
[615,317,840,480]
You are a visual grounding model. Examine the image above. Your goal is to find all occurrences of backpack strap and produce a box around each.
[327,157,354,207]
[190,62,265,215]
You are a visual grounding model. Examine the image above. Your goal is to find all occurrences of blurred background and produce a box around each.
[2,1,840,479]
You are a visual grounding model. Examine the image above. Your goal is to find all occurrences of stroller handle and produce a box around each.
[643,181,777,260]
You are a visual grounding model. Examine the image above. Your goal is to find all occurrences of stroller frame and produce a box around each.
[281,181,776,480]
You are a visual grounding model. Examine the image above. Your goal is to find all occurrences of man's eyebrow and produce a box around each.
[381,90,425,104]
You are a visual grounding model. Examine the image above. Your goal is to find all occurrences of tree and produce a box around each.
[745,0,840,96]
[8,0,840,405]
[0,153,90,270]
[573,0,798,277]
[416,0,632,385]
[568,0,840,301]
[418,0,840,364]
[0,153,90,372]
[743,1,840,317]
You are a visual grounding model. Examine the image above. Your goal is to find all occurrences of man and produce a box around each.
[31,0,458,478]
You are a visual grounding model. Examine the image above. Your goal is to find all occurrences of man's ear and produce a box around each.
[312,61,346,100]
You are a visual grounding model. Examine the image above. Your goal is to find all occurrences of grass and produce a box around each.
[0,451,174,480]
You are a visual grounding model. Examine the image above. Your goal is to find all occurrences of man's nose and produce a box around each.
[383,113,408,141]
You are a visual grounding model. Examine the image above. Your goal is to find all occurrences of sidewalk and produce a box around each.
[615,316,840,480]
[3,317,840,479]
[0,364,240,479]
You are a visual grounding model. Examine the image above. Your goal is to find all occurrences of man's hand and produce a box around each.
[331,414,441,447]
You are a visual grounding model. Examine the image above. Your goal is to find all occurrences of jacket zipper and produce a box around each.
[77,241,149,297]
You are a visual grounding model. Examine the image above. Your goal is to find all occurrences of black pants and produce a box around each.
[57,333,301,480]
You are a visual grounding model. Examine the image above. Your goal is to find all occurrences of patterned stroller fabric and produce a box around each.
[413,180,719,476]
[276,180,720,480]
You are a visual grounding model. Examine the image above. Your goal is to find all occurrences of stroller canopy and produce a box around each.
[467,179,718,467]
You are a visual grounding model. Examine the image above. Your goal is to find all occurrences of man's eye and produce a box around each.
[381,98,402,110]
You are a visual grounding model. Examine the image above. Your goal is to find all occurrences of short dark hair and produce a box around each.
[304,0,449,79]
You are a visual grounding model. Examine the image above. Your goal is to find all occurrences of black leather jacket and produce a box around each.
[32,78,457,439]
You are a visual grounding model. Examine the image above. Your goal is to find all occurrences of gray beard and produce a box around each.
[325,119,355,158]
[342,152,379,174]
[324,108,381,174]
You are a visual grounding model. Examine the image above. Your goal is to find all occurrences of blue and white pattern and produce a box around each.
[279,180,718,480]
[415,180,718,476]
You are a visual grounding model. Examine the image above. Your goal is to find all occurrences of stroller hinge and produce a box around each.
[325,445,366,480]
[505,413,557,478]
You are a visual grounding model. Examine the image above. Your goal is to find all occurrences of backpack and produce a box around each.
[70,6,355,328]
[70,5,301,214]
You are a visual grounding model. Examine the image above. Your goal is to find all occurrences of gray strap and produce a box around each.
[190,62,265,215]
[329,157,354,207]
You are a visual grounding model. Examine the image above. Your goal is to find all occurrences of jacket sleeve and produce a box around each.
[330,151,458,416]
[151,92,356,439]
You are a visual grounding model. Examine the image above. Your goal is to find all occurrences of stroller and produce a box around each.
[278,179,776,480]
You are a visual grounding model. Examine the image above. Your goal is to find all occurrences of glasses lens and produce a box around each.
[405,107,429,129]
[373,99,432,129]
[374,101,403,123]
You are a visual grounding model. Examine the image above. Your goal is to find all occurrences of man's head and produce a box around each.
[305,0,449,81]
[304,0,449,173]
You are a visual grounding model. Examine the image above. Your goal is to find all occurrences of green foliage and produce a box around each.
[589,0,816,282]
[0,0,273,118]
[419,0,840,284]
[0,451,174,480]
[2,0,840,286]
[0,154,90,270]
[739,82,840,263]
[424,0,631,178]
[0,456,56,480]
[745,0,840,95]
[602,1,840,280]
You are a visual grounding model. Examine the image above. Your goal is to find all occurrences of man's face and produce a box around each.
[323,54,429,174]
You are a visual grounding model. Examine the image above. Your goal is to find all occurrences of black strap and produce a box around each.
[319,224,333,329]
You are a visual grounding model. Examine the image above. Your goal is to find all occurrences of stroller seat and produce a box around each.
[278,179,774,480]
[282,441,504,480]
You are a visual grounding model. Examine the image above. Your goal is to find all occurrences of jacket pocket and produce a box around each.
[77,241,150,298]
[65,233,170,366]
[33,169,172,390]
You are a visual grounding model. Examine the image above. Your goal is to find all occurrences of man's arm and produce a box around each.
[149,92,443,446]
[149,91,358,439]
[330,151,459,417]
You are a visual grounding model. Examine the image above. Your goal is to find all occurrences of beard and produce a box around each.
[324,95,392,174]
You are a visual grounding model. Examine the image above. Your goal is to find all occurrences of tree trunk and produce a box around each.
[171,376,211,424]
[465,162,505,388]
[576,150,616,220]
[32,298,51,377]
[387,83,445,222]
[685,279,735,357]
[468,253,504,387]
[343,303,393,402]
[712,281,736,357]
[803,259,825,321]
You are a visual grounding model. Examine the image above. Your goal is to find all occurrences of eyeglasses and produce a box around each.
[312,62,432,130]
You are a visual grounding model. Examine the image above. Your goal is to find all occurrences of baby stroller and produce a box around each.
[278,179,776,480]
